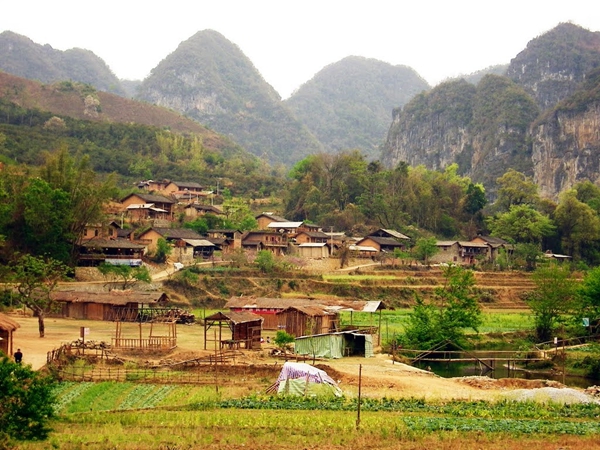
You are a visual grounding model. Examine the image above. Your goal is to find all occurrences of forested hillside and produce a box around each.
[285,56,429,159]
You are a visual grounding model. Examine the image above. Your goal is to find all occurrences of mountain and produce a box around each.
[531,67,600,198]
[136,30,323,166]
[382,23,600,198]
[506,23,600,111]
[459,64,509,85]
[284,56,429,159]
[0,31,125,96]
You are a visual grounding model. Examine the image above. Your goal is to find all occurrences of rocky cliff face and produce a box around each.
[532,102,600,199]
[383,76,539,193]
[383,23,600,198]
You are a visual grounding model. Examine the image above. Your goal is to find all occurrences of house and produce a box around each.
[225,297,385,334]
[368,228,411,241]
[294,331,375,358]
[255,212,289,230]
[184,203,225,219]
[431,241,461,264]
[430,240,490,265]
[297,242,330,258]
[241,230,289,256]
[294,231,330,245]
[470,235,511,262]
[206,229,242,252]
[51,290,170,321]
[82,221,121,240]
[0,313,20,357]
[203,311,263,350]
[137,227,208,262]
[354,236,406,254]
[120,193,176,222]
[276,305,339,337]
[162,181,204,196]
[77,238,146,267]
[137,179,170,192]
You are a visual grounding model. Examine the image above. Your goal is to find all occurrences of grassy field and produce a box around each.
[16,383,600,450]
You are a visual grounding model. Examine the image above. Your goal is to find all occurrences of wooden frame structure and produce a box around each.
[111,306,178,351]
[203,311,263,350]
[0,313,20,356]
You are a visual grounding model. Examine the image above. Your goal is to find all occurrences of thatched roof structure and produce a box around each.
[51,290,169,306]
[0,313,20,331]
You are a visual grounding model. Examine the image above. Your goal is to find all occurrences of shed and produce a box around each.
[51,290,169,321]
[297,242,330,258]
[203,311,263,350]
[276,305,339,337]
[0,313,20,356]
[294,331,374,359]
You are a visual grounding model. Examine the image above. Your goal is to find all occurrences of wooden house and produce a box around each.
[294,231,330,245]
[184,203,225,219]
[203,311,263,350]
[0,313,20,356]
[77,238,145,267]
[241,230,289,256]
[276,306,339,337]
[470,235,511,262]
[120,193,176,221]
[355,236,407,254]
[368,228,411,241]
[137,227,207,262]
[51,290,169,321]
[206,229,242,253]
[255,212,289,230]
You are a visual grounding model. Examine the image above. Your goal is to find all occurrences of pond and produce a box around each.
[419,359,595,389]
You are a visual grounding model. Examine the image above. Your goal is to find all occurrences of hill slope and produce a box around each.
[137,29,324,166]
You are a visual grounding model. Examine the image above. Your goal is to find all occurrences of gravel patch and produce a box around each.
[502,386,600,404]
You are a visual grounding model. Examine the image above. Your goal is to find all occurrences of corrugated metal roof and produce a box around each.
[225,297,385,312]
[267,222,303,229]
[298,243,327,247]
[204,311,264,324]
[182,239,215,247]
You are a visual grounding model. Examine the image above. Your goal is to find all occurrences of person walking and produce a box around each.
[14,348,23,364]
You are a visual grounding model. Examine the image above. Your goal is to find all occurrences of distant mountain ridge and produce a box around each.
[285,56,430,159]
[0,31,125,96]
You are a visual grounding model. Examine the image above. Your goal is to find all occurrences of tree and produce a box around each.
[97,263,151,290]
[0,356,56,444]
[11,255,69,337]
[554,189,600,260]
[487,204,555,245]
[153,238,172,263]
[255,250,276,273]
[577,266,600,326]
[403,265,482,348]
[412,237,439,265]
[273,330,295,355]
[526,263,577,342]
[495,169,539,212]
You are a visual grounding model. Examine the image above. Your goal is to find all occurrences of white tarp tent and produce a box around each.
[267,362,342,397]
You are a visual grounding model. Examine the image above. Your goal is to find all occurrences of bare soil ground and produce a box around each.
[8,314,565,401]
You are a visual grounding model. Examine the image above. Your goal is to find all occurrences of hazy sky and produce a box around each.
[2,1,599,99]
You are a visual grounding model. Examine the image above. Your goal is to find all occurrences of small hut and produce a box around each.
[276,305,339,337]
[203,311,263,350]
[0,313,20,356]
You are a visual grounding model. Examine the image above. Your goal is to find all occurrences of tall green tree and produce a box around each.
[10,255,69,337]
[495,169,539,212]
[526,263,577,342]
[97,263,151,290]
[487,204,555,245]
[403,265,482,348]
[554,189,600,260]
[412,237,439,265]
